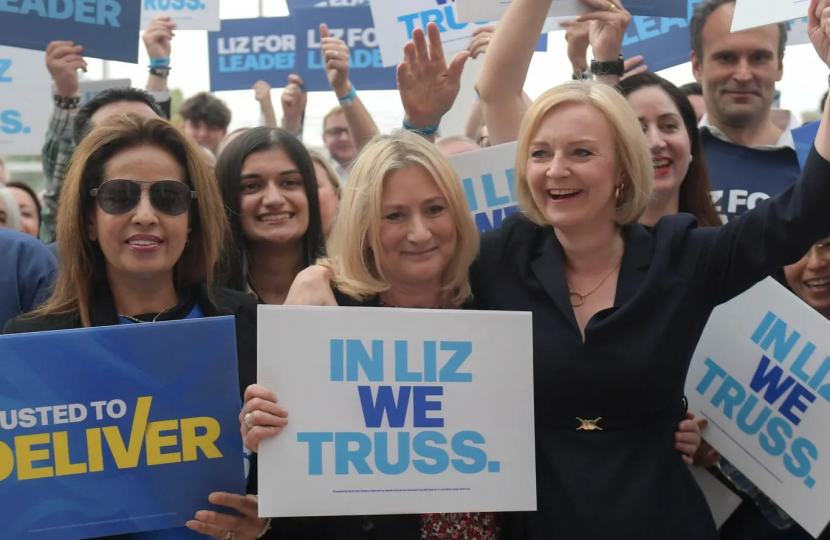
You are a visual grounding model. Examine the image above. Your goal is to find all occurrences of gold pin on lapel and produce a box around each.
[576,417,603,431]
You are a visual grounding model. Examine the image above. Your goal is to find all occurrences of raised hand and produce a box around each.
[143,15,175,59]
[577,0,632,62]
[810,0,830,68]
[253,80,272,103]
[468,25,495,59]
[561,19,591,73]
[397,22,470,128]
[46,41,86,98]
[281,74,307,134]
[320,23,352,96]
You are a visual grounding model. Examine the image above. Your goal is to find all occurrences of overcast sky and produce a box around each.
[79,0,830,147]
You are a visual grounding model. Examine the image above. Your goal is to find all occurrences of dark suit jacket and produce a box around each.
[3,283,269,540]
[471,147,830,540]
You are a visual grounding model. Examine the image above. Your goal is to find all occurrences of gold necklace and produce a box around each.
[568,259,622,308]
[118,307,170,324]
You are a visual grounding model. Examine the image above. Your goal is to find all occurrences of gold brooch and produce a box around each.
[576,417,603,431]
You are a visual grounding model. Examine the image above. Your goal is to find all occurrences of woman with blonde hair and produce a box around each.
[3,114,274,540]
[262,1,830,534]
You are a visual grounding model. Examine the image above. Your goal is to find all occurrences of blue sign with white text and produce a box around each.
[622,0,704,73]
[0,317,245,540]
[0,0,141,63]
[209,9,397,93]
[294,6,397,92]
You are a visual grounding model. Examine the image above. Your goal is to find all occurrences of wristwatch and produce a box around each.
[591,55,625,77]
[54,95,81,110]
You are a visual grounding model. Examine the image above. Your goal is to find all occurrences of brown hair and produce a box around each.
[33,114,229,327]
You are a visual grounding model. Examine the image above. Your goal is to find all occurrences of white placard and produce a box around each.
[257,306,536,517]
[786,17,811,46]
[448,142,521,234]
[732,0,810,32]
[0,47,51,156]
[141,0,221,31]
[456,0,588,24]
[686,278,830,538]
[690,467,742,529]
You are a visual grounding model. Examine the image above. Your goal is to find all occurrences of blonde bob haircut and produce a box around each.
[323,130,479,306]
[515,81,654,226]
[33,114,229,327]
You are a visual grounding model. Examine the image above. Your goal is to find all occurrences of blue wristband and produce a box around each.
[149,57,170,68]
[337,85,357,104]
[403,119,439,138]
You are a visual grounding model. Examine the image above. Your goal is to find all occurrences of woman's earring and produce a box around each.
[615,183,625,200]
[690,154,694,163]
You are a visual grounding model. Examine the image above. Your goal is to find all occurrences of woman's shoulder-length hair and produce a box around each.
[214,127,325,291]
[514,80,655,227]
[32,113,228,327]
[324,130,480,307]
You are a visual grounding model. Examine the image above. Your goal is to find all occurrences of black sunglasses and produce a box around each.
[90,180,197,217]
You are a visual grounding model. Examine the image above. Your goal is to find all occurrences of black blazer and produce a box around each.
[471,147,830,540]
[3,283,269,540]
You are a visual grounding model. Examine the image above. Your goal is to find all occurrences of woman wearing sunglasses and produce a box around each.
[215,128,325,305]
[3,114,273,540]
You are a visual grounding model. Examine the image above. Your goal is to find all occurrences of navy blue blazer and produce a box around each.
[470,147,830,540]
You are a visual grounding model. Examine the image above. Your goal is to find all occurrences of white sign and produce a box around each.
[0,47,51,156]
[141,0,221,31]
[732,0,810,32]
[690,467,742,529]
[787,17,811,46]
[686,278,830,537]
[456,0,587,24]
[448,142,521,234]
[257,306,536,517]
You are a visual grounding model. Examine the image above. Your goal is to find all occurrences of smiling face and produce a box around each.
[784,239,830,320]
[692,2,783,129]
[87,145,190,287]
[525,102,622,231]
[323,111,357,166]
[239,147,310,247]
[373,166,457,291]
[626,86,692,201]
[8,186,40,238]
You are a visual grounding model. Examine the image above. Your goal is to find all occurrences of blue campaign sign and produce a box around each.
[622,0,704,73]
[0,0,141,63]
[294,6,397,92]
[287,0,368,9]
[0,317,246,540]
[627,0,687,18]
[209,17,301,92]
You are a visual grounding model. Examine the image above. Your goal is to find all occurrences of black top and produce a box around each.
[3,283,270,540]
[470,147,830,540]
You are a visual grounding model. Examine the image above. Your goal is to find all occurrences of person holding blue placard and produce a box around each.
[3,115,273,540]
[215,128,326,305]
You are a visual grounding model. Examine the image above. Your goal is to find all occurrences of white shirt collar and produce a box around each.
[698,110,799,151]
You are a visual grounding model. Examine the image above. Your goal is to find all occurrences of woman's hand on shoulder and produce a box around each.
[284,265,337,306]
[240,384,288,453]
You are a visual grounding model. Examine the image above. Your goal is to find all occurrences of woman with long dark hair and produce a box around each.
[215,127,325,304]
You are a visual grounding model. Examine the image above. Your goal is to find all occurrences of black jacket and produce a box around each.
[4,283,268,540]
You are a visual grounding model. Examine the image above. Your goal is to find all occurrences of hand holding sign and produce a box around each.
[187,492,269,540]
[142,16,176,60]
[397,22,470,130]
[320,23,352,97]
[561,19,590,72]
[45,41,86,98]
[240,384,289,453]
[577,0,632,62]
[468,25,495,60]
[809,0,830,68]
[281,74,307,135]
